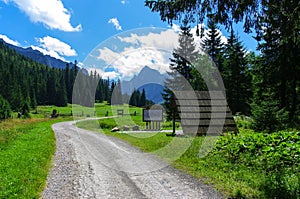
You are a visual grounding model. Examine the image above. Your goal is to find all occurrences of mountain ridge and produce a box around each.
[0,39,73,69]
[121,66,166,104]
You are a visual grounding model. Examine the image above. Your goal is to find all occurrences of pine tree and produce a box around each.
[223,30,251,114]
[136,90,141,107]
[140,89,146,107]
[96,77,104,103]
[30,87,37,110]
[107,80,115,105]
[201,17,224,72]
[11,85,24,111]
[163,19,199,121]
[65,63,72,103]
[55,74,68,107]
[21,96,31,118]
[253,0,300,125]
[0,95,11,120]
[111,79,123,105]
[129,89,138,107]
[46,71,57,105]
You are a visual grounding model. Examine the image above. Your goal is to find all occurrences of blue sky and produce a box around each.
[0,0,258,79]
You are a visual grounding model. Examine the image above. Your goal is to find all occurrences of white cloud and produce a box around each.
[102,71,119,79]
[94,26,228,80]
[117,29,179,52]
[38,36,77,57]
[97,44,174,79]
[108,28,186,78]
[0,34,20,46]
[92,24,229,80]
[97,47,121,64]
[31,45,65,61]
[108,18,122,31]
[87,68,120,79]
[2,0,81,32]
[171,24,181,33]
[96,28,180,79]
[31,36,77,61]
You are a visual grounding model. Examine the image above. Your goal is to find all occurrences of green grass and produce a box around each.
[0,118,68,198]
[9,102,121,119]
[5,103,297,198]
[0,103,159,198]
[77,114,300,198]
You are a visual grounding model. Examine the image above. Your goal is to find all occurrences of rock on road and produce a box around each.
[42,120,223,199]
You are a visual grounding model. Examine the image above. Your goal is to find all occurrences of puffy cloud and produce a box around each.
[101,47,170,79]
[121,0,127,5]
[97,47,120,64]
[96,28,180,79]
[32,36,77,61]
[2,0,81,32]
[0,34,20,46]
[94,25,227,80]
[87,67,120,79]
[108,18,122,31]
[117,29,179,52]
[31,45,65,61]
[38,36,77,57]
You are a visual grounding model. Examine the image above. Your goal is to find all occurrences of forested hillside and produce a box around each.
[0,41,115,117]
[2,39,70,69]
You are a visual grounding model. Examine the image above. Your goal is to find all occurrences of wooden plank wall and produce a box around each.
[175,91,238,136]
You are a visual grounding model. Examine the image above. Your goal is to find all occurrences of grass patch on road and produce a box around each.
[0,118,65,198]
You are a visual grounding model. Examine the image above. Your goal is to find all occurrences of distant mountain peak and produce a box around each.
[121,66,167,104]
[140,65,161,75]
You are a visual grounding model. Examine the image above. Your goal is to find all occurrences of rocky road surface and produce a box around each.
[42,119,223,199]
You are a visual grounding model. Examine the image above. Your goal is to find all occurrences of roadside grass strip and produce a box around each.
[0,119,60,198]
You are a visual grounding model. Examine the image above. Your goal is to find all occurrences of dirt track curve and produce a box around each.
[42,119,223,199]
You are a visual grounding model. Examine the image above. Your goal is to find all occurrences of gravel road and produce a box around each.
[42,119,223,199]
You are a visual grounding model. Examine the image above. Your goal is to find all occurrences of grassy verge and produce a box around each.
[77,117,300,198]
[0,118,67,198]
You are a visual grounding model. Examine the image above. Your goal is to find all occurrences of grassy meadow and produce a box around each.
[1,103,299,198]
[0,103,148,198]
[0,118,65,198]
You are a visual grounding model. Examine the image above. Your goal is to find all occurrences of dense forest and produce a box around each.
[153,0,300,132]
[0,41,127,118]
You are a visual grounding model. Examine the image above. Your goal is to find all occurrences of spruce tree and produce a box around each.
[129,89,138,107]
[163,19,199,121]
[55,75,68,107]
[111,79,123,105]
[140,89,146,107]
[201,17,224,72]
[136,90,141,107]
[253,0,300,125]
[21,96,31,118]
[223,30,251,114]
[0,95,11,120]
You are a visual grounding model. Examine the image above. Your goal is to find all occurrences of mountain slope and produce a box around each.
[1,39,71,69]
[121,66,166,104]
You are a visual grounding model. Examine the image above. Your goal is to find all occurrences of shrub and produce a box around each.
[212,130,300,197]
[251,100,289,133]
